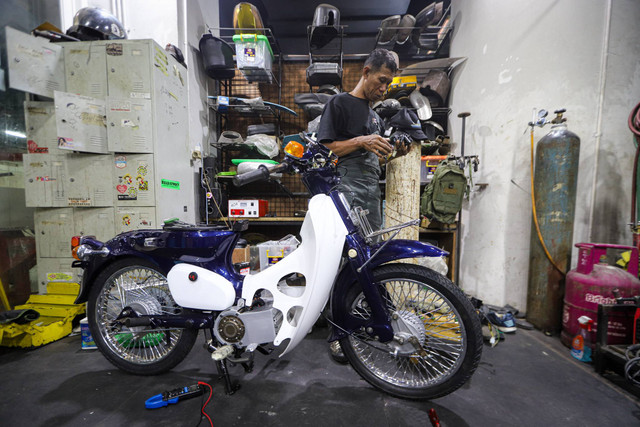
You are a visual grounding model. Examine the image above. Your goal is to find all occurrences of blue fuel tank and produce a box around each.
[527,112,581,333]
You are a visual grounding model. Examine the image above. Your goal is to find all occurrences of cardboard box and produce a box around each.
[232,245,250,264]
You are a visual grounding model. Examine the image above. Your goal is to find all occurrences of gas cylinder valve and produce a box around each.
[551,108,567,124]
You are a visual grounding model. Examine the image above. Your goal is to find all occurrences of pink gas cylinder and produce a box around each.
[561,243,640,347]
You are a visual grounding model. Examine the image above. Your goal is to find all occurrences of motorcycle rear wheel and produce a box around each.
[87,258,198,375]
[339,263,482,400]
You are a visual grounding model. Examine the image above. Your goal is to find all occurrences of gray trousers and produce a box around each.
[337,163,382,231]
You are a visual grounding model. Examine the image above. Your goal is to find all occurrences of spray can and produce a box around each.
[570,315,594,362]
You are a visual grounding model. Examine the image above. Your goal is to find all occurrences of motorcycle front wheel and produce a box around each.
[339,263,483,400]
[87,258,198,375]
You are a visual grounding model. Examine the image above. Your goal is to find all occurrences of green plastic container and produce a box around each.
[232,34,273,82]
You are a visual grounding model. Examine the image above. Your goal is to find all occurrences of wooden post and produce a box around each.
[384,142,421,241]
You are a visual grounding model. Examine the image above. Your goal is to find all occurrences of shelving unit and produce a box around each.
[306,25,345,92]
[202,27,309,224]
[373,4,453,60]
[419,227,457,282]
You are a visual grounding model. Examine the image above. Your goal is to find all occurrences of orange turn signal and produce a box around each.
[284,141,305,158]
[72,245,80,260]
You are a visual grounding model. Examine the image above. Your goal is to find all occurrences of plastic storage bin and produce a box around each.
[254,234,300,272]
[232,34,273,83]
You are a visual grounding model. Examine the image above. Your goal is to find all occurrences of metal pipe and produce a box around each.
[456,112,470,285]
[588,0,612,242]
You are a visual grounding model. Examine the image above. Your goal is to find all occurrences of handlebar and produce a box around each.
[232,163,288,187]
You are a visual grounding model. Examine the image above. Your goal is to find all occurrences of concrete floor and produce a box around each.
[1,324,640,427]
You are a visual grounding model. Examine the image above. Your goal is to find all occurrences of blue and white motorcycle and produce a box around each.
[72,134,482,400]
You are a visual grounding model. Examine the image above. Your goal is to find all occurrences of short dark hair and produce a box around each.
[364,48,398,73]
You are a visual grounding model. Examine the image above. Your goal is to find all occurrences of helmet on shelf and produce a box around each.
[66,7,127,41]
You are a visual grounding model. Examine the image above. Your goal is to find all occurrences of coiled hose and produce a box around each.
[628,102,640,228]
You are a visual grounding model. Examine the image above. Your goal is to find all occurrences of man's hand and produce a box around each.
[389,131,413,158]
[358,134,393,160]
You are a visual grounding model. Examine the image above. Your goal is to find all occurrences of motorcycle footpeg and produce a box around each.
[211,345,233,361]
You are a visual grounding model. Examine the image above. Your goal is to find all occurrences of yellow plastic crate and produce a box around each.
[0,282,85,348]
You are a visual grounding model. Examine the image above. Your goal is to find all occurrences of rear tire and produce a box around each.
[87,258,198,375]
[339,263,482,400]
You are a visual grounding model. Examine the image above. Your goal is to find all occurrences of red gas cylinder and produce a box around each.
[561,243,640,347]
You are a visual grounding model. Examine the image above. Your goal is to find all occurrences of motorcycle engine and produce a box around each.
[213,307,277,347]
[217,314,245,343]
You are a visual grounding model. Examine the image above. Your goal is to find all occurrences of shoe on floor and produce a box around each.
[329,340,348,364]
[486,311,517,333]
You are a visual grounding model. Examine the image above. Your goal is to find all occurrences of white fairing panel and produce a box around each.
[242,194,348,356]
[167,264,236,310]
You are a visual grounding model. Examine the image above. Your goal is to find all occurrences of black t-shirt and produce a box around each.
[317,93,384,169]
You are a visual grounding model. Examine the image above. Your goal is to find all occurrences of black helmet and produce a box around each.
[66,7,127,41]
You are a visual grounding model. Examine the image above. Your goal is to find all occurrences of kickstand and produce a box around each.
[216,359,240,395]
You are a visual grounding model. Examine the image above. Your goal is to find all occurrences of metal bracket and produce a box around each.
[357,219,420,273]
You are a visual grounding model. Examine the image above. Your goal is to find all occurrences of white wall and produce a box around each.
[449,0,640,311]
[183,0,219,158]
[60,0,179,53]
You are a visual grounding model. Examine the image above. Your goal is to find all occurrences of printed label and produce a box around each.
[106,43,123,56]
[130,92,151,99]
[115,156,127,168]
[109,101,131,112]
[161,179,180,190]
[68,198,91,206]
[585,293,616,306]
[47,272,74,282]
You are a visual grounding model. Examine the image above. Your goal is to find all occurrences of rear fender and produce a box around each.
[73,253,163,304]
[329,239,448,341]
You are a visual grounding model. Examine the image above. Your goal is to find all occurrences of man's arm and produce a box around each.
[324,134,393,160]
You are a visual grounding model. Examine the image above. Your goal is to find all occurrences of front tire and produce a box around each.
[87,258,198,375]
[339,263,482,400]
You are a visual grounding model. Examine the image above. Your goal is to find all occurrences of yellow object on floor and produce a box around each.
[0,282,85,348]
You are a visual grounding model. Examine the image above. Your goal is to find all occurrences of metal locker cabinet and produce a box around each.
[35,256,80,295]
[34,208,74,258]
[114,206,156,234]
[61,41,108,98]
[105,41,152,99]
[23,153,68,207]
[24,101,60,154]
[54,91,109,154]
[149,42,192,224]
[73,207,116,242]
[105,39,193,224]
[6,27,65,98]
[65,153,114,207]
[106,97,154,153]
[113,153,155,206]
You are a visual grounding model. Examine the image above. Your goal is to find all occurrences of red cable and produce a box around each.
[197,381,213,427]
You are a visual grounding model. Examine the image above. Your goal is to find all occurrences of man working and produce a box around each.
[317,48,409,362]
[317,48,408,231]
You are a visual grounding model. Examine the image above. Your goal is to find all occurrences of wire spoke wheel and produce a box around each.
[88,258,197,375]
[340,263,482,400]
